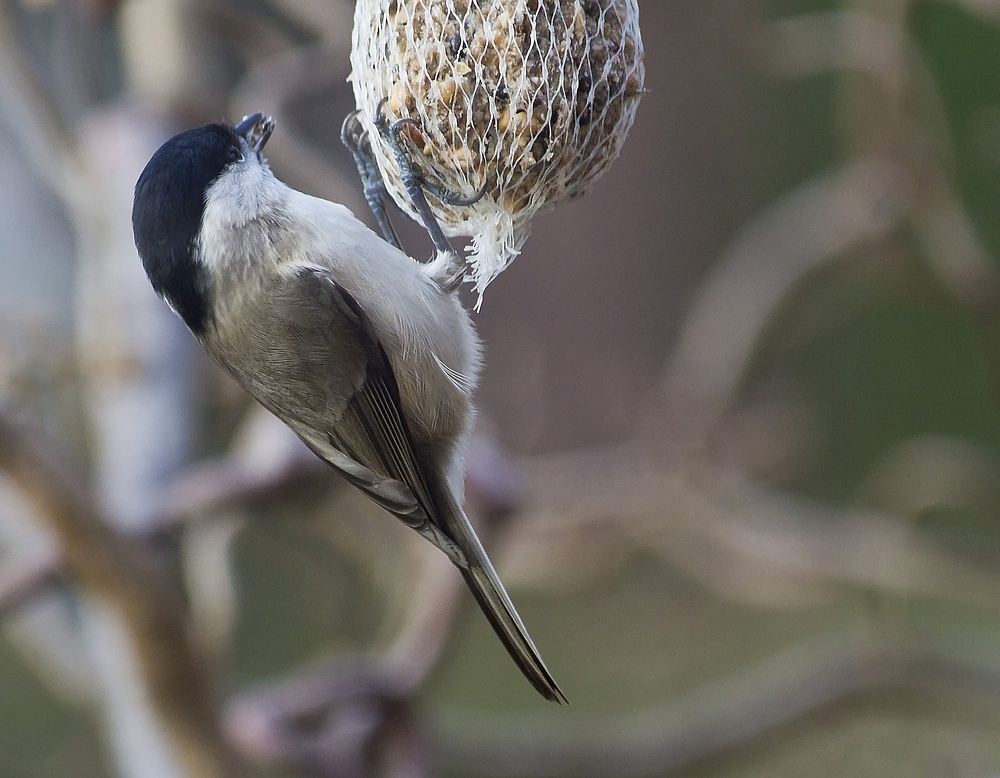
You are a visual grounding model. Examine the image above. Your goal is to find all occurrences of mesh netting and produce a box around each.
[350,0,644,300]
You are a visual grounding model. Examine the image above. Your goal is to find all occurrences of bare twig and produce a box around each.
[0,408,328,616]
[154,407,327,532]
[760,9,1000,311]
[227,663,426,778]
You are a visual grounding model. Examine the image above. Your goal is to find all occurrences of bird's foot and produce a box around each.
[373,99,482,290]
[341,110,402,249]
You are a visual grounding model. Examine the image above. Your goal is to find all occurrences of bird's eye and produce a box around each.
[227,145,243,163]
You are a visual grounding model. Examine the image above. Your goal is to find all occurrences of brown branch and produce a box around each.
[0,409,328,618]
[221,543,459,778]
[226,664,427,778]
[153,444,327,532]
[0,410,246,778]
[0,410,495,776]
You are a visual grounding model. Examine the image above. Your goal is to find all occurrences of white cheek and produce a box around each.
[197,160,285,274]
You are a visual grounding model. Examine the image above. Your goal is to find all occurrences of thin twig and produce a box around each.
[154,445,326,532]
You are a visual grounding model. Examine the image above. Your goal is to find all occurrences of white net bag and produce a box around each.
[350,0,645,300]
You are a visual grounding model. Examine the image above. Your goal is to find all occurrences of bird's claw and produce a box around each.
[371,100,471,292]
[341,110,402,250]
[381,111,486,209]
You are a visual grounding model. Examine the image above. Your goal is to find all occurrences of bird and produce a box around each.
[131,112,566,703]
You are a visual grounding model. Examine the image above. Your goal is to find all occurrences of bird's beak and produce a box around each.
[234,113,275,154]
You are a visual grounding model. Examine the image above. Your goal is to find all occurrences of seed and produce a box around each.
[439,78,457,104]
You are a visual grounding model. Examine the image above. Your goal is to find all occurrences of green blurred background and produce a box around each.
[4,0,1000,776]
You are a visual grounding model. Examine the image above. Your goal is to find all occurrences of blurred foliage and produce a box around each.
[914,1,1000,261]
[0,633,108,777]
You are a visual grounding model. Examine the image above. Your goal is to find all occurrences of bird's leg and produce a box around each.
[373,100,488,292]
[341,110,402,250]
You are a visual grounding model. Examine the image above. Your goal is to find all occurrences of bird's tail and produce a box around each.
[444,500,568,704]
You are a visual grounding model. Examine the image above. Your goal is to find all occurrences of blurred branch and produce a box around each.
[223,549,455,778]
[0,0,90,216]
[0,408,327,617]
[760,10,905,90]
[155,455,322,530]
[913,183,1000,309]
[761,5,1000,329]
[634,472,1000,609]
[221,438,518,777]
[432,632,898,777]
[430,628,1000,777]
[0,551,60,616]
[501,442,1000,610]
[221,542,463,778]
[650,0,1000,537]
[0,409,245,778]
[155,407,327,532]
[655,156,905,442]
[227,663,426,778]
[948,0,1000,24]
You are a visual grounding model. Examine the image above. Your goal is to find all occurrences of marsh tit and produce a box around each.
[131,113,565,703]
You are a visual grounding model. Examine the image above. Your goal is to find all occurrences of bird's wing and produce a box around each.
[230,265,466,565]
[228,266,566,703]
